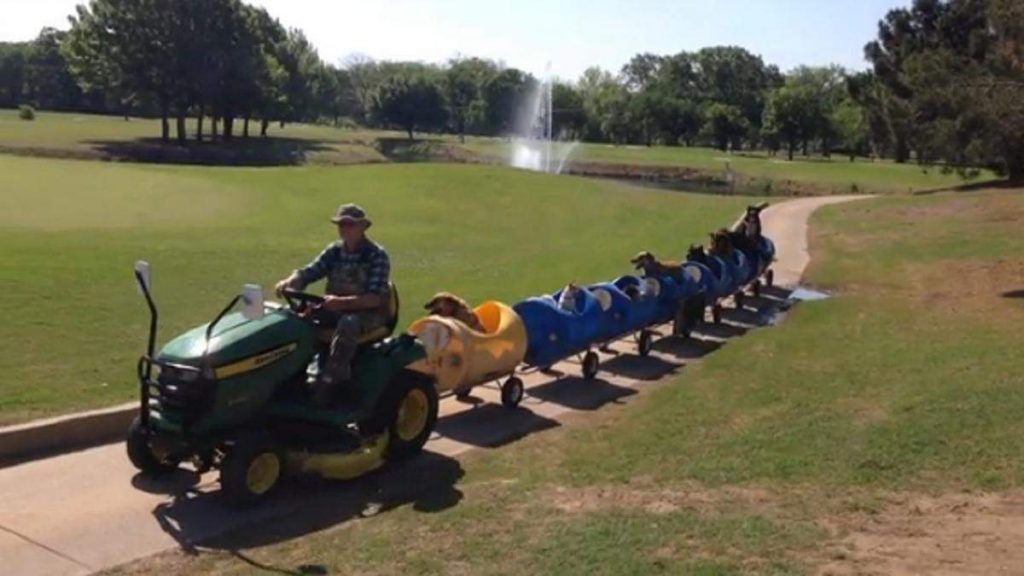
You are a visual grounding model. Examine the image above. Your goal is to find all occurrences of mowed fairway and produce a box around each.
[0,155,757,424]
[107,188,1024,576]
[2,110,995,194]
[465,139,996,194]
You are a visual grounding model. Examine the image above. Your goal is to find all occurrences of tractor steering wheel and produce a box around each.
[280,288,325,313]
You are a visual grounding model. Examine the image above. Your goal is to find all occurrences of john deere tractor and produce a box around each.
[127,261,438,504]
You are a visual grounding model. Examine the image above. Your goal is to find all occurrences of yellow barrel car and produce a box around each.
[408,301,528,408]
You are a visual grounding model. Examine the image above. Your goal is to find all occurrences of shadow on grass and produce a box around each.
[651,336,723,362]
[83,137,338,166]
[148,449,465,560]
[1002,289,1024,299]
[912,177,1017,195]
[375,137,478,163]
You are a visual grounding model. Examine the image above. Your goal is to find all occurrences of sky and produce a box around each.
[0,0,908,79]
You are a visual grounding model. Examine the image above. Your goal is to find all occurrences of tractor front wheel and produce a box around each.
[360,371,439,462]
[220,431,284,506]
[126,416,178,475]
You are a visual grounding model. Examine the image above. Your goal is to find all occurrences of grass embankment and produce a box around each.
[0,155,755,424]
[2,109,996,194]
[466,139,996,195]
[109,188,1024,575]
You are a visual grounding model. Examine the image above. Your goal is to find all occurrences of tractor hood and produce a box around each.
[157,308,317,377]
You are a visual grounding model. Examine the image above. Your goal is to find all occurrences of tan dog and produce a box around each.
[424,292,486,332]
[630,251,683,278]
[556,281,582,312]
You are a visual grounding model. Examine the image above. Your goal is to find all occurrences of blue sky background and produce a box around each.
[0,0,908,80]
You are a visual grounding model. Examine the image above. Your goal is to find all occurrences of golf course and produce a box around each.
[4,0,1024,573]
[95,185,1023,576]
[2,127,1023,575]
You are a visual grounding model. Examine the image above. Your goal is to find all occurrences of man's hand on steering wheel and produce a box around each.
[274,273,303,297]
[280,287,325,314]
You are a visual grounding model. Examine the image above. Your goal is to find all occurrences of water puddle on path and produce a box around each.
[754,287,832,327]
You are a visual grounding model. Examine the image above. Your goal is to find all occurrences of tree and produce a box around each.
[64,0,179,141]
[866,0,1024,178]
[762,84,817,160]
[316,65,357,127]
[598,86,632,144]
[787,65,847,156]
[483,68,531,136]
[551,82,586,140]
[847,71,894,158]
[692,46,782,142]
[702,103,749,151]
[445,57,495,141]
[832,99,869,161]
[620,53,664,92]
[372,72,447,139]
[577,67,621,141]
[342,53,380,124]
[0,42,27,108]
[23,29,85,111]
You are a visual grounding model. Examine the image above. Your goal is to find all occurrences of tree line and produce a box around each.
[0,0,1020,177]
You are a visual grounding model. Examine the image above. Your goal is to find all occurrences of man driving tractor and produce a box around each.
[275,203,391,405]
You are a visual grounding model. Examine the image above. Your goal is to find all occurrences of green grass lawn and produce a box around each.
[2,109,998,194]
[108,187,1024,575]
[465,139,997,194]
[0,109,397,164]
[0,155,757,424]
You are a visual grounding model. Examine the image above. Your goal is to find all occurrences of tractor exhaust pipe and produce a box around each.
[134,261,157,426]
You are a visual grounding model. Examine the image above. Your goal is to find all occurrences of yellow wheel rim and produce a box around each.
[396,388,429,442]
[245,452,280,495]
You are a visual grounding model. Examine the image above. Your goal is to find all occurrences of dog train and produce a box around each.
[408,204,776,408]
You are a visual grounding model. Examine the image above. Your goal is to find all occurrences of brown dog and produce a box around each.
[424,292,486,332]
[630,251,683,278]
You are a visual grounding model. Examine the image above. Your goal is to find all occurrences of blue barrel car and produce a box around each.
[586,282,635,342]
[685,247,737,325]
[512,287,604,380]
[755,236,776,286]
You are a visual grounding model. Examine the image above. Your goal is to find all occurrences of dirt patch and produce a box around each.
[548,481,779,516]
[816,491,1024,576]
[893,194,1024,224]
[905,259,1024,320]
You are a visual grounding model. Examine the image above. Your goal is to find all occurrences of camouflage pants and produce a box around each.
[321,311,386,386]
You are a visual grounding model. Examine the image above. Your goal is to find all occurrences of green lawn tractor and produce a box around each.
[127,261,439,505]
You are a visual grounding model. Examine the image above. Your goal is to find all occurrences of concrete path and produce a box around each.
[0,195,865,576]
[764,195,865,288]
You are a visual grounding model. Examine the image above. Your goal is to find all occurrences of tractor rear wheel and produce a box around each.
[220,431,284,506]
[126,416,178,475]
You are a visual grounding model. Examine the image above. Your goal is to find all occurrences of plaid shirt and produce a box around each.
[296,239,390,296]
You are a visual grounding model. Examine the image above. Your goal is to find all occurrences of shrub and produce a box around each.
[18,105,35,121]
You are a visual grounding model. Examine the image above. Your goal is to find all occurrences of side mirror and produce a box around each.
[241,284,265,321]
[134,260,152,296]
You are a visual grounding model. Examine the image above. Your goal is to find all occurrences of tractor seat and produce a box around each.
[318,282,401,346]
